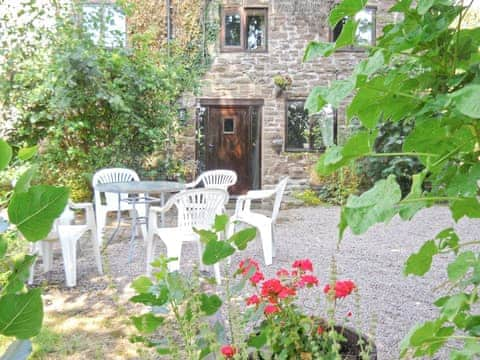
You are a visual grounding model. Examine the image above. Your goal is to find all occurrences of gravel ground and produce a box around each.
[30,205,479,359]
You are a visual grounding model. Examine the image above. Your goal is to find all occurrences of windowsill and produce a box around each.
[332,46,370,53]
[220,48,268,53]
[284,148,327,153]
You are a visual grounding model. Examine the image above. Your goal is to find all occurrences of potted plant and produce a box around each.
[273,75,293,98]
[131,215,376,359]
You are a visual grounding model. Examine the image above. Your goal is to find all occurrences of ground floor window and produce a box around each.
[285,100,336,152]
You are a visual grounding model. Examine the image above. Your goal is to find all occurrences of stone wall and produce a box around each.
[179,0,396,190]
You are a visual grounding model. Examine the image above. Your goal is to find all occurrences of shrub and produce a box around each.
[312,166,361,206]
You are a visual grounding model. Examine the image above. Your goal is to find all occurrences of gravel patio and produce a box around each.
[30,205,479,359]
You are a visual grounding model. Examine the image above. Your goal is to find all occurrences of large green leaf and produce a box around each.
[17,146,38,161]
[214,214,229,232]
[329,0,368,27]
[131,276,153,294]
[404,240,438,276]
[0,288,43,339]
[8,185,69,241]
[230,227,257,250]
[450,197,480,222]
[450,84,480,119]
[3,255,36,295]
[399,172,428,220]
[303,41,335,61]
[447,251,476,282]
[199,294,222,316]
[14,166,38,194]
[0,139,12,171]
[305,86,328,114]
[341,176,401,237]
[202,240,235,265]
[334,18,358,49]
[132,313,164,334]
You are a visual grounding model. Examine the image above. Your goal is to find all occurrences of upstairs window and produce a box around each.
[331,7,376,47]
[82,4,126,48]
[286,100,336,152]
[221,8,267,52]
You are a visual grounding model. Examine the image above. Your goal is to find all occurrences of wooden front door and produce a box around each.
[206,106,251,194]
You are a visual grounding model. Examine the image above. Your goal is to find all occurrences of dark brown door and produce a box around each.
[206,106,251,194]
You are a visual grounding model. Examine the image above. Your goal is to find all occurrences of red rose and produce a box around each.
[324,280,356,299]
[250,271,264,285]
[278,286,296,299]
[317,326,324,335]
[264,304,280,315]
[221,345,236,358]
[298,275,319,288]
[276,268,289,277]
[246,294,260,306]
[292,259,313,272]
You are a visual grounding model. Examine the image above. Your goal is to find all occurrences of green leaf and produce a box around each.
[199,294,222,315]
[404,240,438,276]
[131,276,153,294]
[14,166,38,194]
[4,255,36,295]
[230,227,256,250]
[335,18,358,49]
[441,293,469,321]
[202,239,235,265]
[8,185,69,241]
[446,164,480,198]
[447,251,475,282]
[130,286,169,306]
[417,0,435,15]
[0,288,43,339]
[450,197,480,222]
[0,139,12,171]
[329,0,368,27]
[132,313,164,334]
[305,86,328,114]
[354,50,385,77]
[214,214,228,232]
[0,235,7,258]
[303,41,335,61]
[450,84,480,118]
[399,172,427,220]
[342,175,401,236]
[195,229,217,244]
[18,146,38,161]
[248,330,267,349]
[436,228,459,253]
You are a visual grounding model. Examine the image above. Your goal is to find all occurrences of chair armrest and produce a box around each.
[69,202,93,210]
[238,189,276,200]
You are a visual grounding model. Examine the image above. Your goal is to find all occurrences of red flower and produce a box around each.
[276,268,289,277]
[292,259,313,272]
[298,275,319,288]
[264,304,280,315]
[317,326,324,335]
[221,345,236,358]
[261,279,284,298]
[239,258,259,275]
[324,280,356,299]
[347,311,352,317]
[250,271,264,285]
[278,286,296,299]
[246,294,260,306]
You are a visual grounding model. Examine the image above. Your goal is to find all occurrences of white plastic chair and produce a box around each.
[92,168,146,245]
[228,177,289,266]
[28,202,103,287]
[146,188,229,283]
[186,170,237,202]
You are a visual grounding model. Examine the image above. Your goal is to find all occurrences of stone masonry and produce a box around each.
[179,0,396,190]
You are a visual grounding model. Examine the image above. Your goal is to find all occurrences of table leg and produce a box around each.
[128,197,137,263]
[106,193,122,246]
[161,192,165,226]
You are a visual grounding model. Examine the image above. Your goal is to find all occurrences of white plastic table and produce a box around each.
[94,180,185,260]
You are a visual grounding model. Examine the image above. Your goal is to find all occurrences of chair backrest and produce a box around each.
[271,177,289,223]
[197,170,237,191]
[168,189,228,230]
[92,168,139,206]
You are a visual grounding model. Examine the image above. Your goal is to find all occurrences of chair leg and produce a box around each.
[40,241,54,272]
[28,243,39,285]
[96,209,107,247]
[258,223,273,266]
[214,263,221,285]
[59,235,78,287]
[272,224,276,258]
[146,232,155,276]
[197,241,206,271]
[165,241,182,273]
[90,230,103,275]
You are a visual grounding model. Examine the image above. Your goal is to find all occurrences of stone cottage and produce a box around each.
[178,0,395,194]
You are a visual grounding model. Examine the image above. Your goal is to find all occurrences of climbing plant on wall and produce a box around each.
[305,0,480,357]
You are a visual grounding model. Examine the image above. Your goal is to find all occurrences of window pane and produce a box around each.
[224,118,234,133]
[355,8,374,46]
[246,14,265,50]
[225,13,241,46]
[286,101,334,151]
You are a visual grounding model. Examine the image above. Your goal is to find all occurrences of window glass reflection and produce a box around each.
[246,15,265,50]
[225,14,241,46]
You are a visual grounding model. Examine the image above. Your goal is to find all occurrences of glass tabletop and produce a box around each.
[94,180,185,194]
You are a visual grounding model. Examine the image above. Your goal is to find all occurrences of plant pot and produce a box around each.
[248,326,376,360]
[274,85,284,98]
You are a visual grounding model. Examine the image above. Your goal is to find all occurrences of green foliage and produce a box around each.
[305,0,480,356]
[356,121,424,197]
[1,1,206,201]
[0,139,68,344]
[313,166,361,205]
[293,189,322,206]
